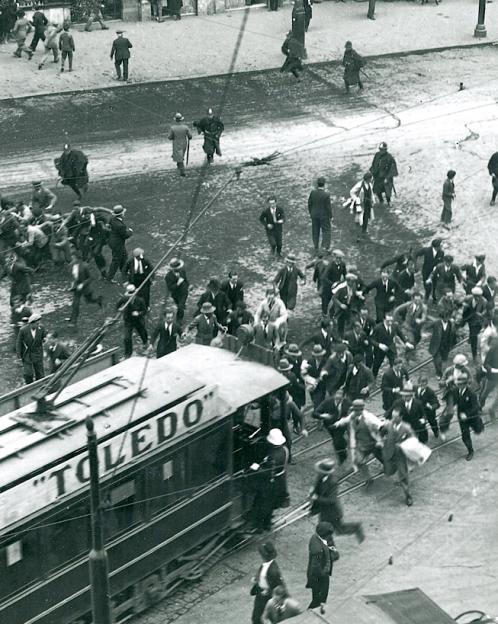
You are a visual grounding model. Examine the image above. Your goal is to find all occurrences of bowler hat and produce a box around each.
[316,521,334,538]
[200,302,215,314]
[314,458,336,475]
[258,542,277,561]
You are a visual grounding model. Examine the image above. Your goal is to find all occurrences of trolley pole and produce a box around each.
[474,0,487,37]
[86,416,112,624]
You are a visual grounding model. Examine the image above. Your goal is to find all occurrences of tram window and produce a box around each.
[104,479,139,539]
[45,502,90,572]
[189,427,228,488]
[0,530,41,599]
[149,450,187,515]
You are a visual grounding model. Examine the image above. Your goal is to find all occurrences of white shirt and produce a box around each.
[135,259,143,274]
[258,560,273,590]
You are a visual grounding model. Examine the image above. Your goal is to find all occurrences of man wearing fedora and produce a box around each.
[334,399,384,487]
[306,521,337,613]
[107,205,132,283]
[16,312,47,384]
[370,142,398,205]
[381,407,416,506]
[284,343,306,407]
[310,458,364,540]
[124,248,154,309]
[165,258,189,323]
[168,113,192,177]
[308,176,332,255]
[313,389,351,465]
[250,542,285,624]
[273,254,305,311]
[302,344,329,408]
[259,196,285,258]
[110,30,132,81]
[116,284,148,357]
[187,302,227,346]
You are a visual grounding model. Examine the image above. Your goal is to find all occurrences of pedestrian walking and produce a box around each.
[220,270,244,310]
[367,0,376,19]
[124,247,153,308]
[193,108,224,164]
[116,284,148,358]
[29,4,47,51]
[110,29,132,81]
[150,308,181,357]
[441,170,456,227]
[250,542,285,624]
[309,458,365,541]
[303,0,312,31]
[54,143,89,198]
[106,205,132,283]
[308,176,332,254]
[165,258,189,323]
[59,23,74,72]
[381,357,409,412]
[254,288,288,348]
[67,251,103,325]
[460,286,487,363]
[168,112,192,176]
[302,344,329,407]
[306,521,338,613]
[280,32,304,80]
[381,407,416,506]
[393,291,427,353]
[415,375,440,438]
[427,254,462,302]
[487,151,498,205]
[370,142,398,205]
[273,254,305,311]
[313,389,350,464]
[16,312,46,385]
[343,353,374,401]
[342,41,364,94]
[38,21,61,69]
[84,0,109,31]
[259,196,285,257]
[197,278,232,325]
[12,10,33,59]
[414,238,444,302]
[391,381,429,444]
[364,267,400,322]
[348,171,374,240]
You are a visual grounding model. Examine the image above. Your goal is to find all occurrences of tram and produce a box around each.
[0,343,288,624]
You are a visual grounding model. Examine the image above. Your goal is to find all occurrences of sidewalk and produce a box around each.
[0,0,496,100]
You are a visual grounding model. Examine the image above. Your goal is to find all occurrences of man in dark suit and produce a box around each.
[16,313,47,384]
[308,176,332,254]
[429,314,456,378]
[415,238,444,302]
[251,542,285,624]
[45,332,71,373]
[381,357,409,412]
[460,287,487,362]
[165,258,189,323]
[371,313,411,378]
[302,344,329,407]
[442,373,484,461]
[220,270,244,310]
[306,522,336,612]
[313,389,351,464]
[330,273,364,335]
[381,407,416,506]
[106,205,132,283]
[358,307,375,368]
[116,284,148,358]
[461,254,486,294]
[343,321,369,359]
[259,196,284,257]
[67,252,103,325]
[151,309,181,358]
[322,344,352,395]
[321,249,346,315]
[197,278,232,325]
[343,353,374,401]
[428,254,462,302]
[364,268,400,322]
[124,248,153,309]
[301,318,338,358]
[482,276,496,322]
[416,375,440,438]
[391,382,428,443]
[110,29,132,81]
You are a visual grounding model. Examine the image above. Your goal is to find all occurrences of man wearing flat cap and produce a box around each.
[415,238,444,303]
[460,287,487,363]
[306,521,337,612]
[110,30,132,82]
[370,142,398,205]
[168,113,192,177]
[16,312,47,384]
[308,176,332,255]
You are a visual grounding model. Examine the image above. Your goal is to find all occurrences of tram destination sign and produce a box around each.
[0,386,220,532]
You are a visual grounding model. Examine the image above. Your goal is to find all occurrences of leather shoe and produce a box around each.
[466,451,474,461]
[405,494,413,506]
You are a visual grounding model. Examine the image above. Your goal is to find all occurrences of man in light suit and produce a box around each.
[16,313,47,384]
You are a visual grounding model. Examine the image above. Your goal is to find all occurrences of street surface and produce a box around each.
[1,44,498,624]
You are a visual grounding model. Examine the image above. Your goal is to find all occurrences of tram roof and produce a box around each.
[0,345,287,492]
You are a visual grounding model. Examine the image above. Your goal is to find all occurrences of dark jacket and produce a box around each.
[165,267,189,298]
[342,328,368,357]
[152,320,181,357]
[381,366,409,410]
[365,277,400,310]
[415,384,440,414]
[450,386,481,420]
[124,256,153,285]
[220,278,244,309]
[188,312,222,345]
[322,352,353,393]
[31,10,48,33]
[371,321,406,355]
[306,533,334,587]
[16,324,46,363]
[430,262,462,293]
[428,319,456,356]
[109,216,131,249]
[253,560,285,597]
[197,290,232,325]
[415,245,445,280]
[259,205,285,230]
[70,261,92,290]
[308,188,332,220]
[310,475,342,524]
[110,36,132,61]
[116,294,147,324]
[344,362,374,400]
[390,396,426,433]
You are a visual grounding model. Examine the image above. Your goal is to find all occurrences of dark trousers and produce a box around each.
[326,427,348,464]
[30,30,45,50]
[367,0,376,18]
[364,345,374,369]
[424,408,439,437]
[468,332,480,360]
[123,319,148,357]
[372,348,395,377]
[70,287,101,323]
[375,302,392,323]
[269,0,278,9]
[22,358,45,385]
[479,374,498,411]
[107,245,128,281]
[61,50,73,69]
[491,178,498,203]
[433,351,450,378]
[171,290,188,323]
[309,575,330,608]
[266,227,283,255]
[311,216,331,251]
[252,592,271,624]
[132,278,151,308]
[362,207,371,233]
[423,273,435,302]
[321,286,332,316]
[115,58,129,80]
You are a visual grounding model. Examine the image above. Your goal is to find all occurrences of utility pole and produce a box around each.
[86,416,112,624]
[474,0,487,37]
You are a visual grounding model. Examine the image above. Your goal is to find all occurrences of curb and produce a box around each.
[1,38,496,103]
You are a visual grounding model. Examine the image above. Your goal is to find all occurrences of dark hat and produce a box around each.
[400,381,414,396]
[175,112,184,121]
[316,521,334,538]
[31,180,42,187]
[169,258,184,270]
[345,40,352,48]
[285,343,302,358]
[335,343,347,353]
[258,542,277,561]
[353,353,364,364]
[444,254,453,262]
[116,29,124,33]
[200,302,215,314]
[277,358,293,372]
[311,344,326,357]
[317,176,326,186]
[475,254,486,262]
[112,204,125,215]
[352,398,365,410]
[207,278,220,289]
[363,171,373,180]
[314,458,336,475]
[379,142,388,150]
[431,238,442,248]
